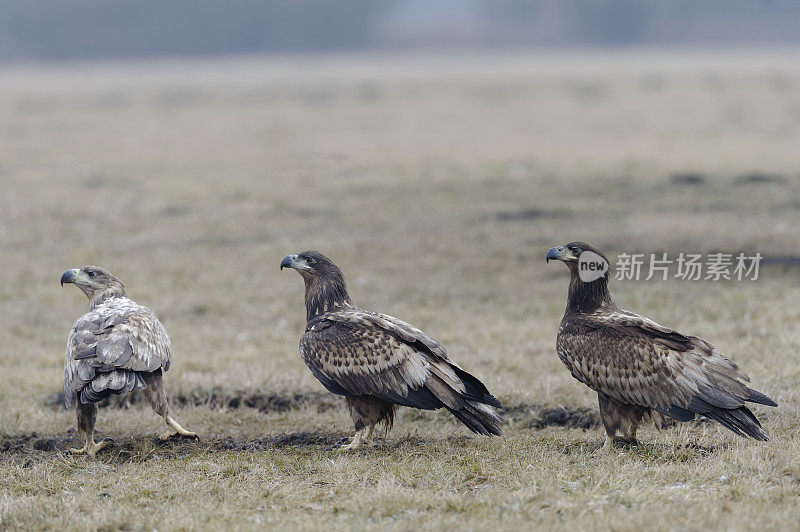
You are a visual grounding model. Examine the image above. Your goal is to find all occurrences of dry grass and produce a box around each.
[1,50,799,531]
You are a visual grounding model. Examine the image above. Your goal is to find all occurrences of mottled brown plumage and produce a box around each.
[547,242,777,449]
[61,266,197,455]
[281,251,502,450]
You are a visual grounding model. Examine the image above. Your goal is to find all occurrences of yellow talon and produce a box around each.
[69,437,113,456]
[160,417,199,441]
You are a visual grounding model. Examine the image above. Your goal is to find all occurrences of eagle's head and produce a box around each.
[280,251,344,282]
[60,266,126,301]
[547,242,614,312]
[281,251,353,320]
[546,242,611,281]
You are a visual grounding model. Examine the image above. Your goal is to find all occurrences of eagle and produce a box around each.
[280,251,502,450]
[61,266,198,455]
[546,242,777,449]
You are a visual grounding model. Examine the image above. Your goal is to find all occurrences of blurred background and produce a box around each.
[2,0,800,60]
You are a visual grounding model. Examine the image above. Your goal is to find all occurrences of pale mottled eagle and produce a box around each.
[546,242,776,449]
[61,266,197,455]
[281,251,502,450]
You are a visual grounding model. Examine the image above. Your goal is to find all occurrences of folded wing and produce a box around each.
[557,310,776,439]
[64,300,171,407]
[300,309,501,434]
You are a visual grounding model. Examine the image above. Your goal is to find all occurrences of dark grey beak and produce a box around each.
[546,247,565,263]
[280,255,297,271]
[60,269,79,286]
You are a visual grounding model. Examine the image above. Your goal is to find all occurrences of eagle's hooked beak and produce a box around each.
[280,255,298,271]
[546,246,577,263]
[60,268,80,286]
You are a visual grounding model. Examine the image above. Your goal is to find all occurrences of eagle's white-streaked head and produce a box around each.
[61,266,126,307]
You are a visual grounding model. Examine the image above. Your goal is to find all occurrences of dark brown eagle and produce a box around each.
[61,266,198,455]
[281,251,502,450]
[546,242,776,449]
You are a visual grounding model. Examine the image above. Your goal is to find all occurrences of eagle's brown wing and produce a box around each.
[65,298,171,407]
[556,310,776,439]
[299,309,501,434]
[345,310,449,360]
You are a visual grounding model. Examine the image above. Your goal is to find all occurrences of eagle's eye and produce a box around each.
[306,257,316,265]
[87,271,97,278]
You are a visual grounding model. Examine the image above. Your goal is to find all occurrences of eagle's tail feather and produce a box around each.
[424,364,502,436]
[448,400,502,436]
[79,370,146,404]
[451,366,502,408]
[703,405,769,441]
[746,387,778,407]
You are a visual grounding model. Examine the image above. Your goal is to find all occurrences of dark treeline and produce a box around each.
[1,0,799,62]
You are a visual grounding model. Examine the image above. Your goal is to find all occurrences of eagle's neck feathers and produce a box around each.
[566,271,617,314]
[88,284,127,309]
[304,275,355,321]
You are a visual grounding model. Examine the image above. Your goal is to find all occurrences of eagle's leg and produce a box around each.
[142,371,199,441]
[339,423,381,451]
[363,424,376,445]
[598,392,625,451]
[341,396,395,451]
[69,402,113,456]
[619,404,647,446]
[598,392,647,450]
[338,427,366,451]
[621,418,643,446]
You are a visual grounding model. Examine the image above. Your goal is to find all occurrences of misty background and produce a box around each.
[1,0,799,63]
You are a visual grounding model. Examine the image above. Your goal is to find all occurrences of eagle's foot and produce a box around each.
[337,441,365,452]
[69,437,114,456]
[603,435,620,452]
[160,416,199,441]
[159,428,199,441]
[603,435,638,452]
[337,429,366,451]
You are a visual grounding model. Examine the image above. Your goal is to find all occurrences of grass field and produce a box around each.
[1,50,799,530]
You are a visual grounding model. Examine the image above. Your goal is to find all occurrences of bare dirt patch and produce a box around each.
[46,389,336,413]
[0,430,345,459]
[20,396,621,459]
[45,389,603,432]
[0,431,77,454]
[502,404,601,430]
[0,431,480,461]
